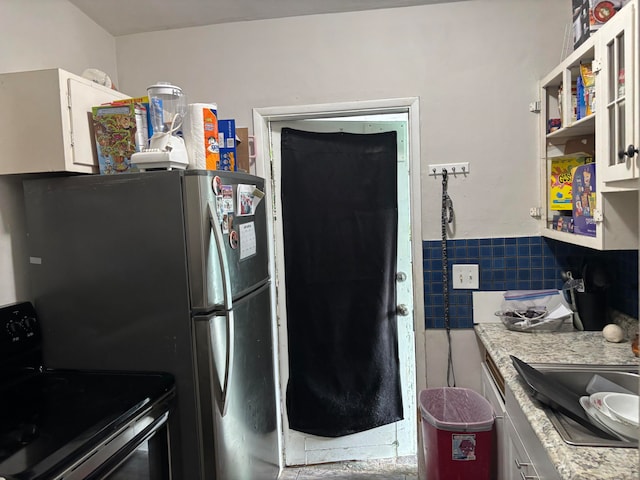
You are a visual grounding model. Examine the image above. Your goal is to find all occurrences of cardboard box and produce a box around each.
[107,96,154,138]
[552,214,574,233]
[571,163,596,237]
[573,0,630,49]
[92,103,148,174]
[236,127,250,173]
[218,119,236,171]
[550,156,588,210]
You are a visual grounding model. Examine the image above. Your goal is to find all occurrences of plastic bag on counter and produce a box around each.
[502,290,561,318]
[502,290,573,321]
[497,290,573,332]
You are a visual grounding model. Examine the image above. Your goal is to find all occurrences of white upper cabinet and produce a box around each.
[597,3,638,184]
[539,0,638,250]
[0,68,130,175]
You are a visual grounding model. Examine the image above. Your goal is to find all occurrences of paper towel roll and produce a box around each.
[184,103,219,170]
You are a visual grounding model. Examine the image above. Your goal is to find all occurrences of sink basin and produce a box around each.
[528,363,639,447]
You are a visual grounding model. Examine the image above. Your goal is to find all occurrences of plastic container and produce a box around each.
[146,82,187,134]
[419,387,495,480]
[494,310,570,332]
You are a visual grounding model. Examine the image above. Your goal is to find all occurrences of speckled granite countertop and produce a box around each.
[475,323,639,480]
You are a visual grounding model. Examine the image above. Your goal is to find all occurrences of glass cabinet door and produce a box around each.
[598,4,637,183]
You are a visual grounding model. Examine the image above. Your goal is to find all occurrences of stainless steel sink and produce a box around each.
[528,363,639,447]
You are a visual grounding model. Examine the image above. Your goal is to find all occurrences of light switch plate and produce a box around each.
[452,264,479,289]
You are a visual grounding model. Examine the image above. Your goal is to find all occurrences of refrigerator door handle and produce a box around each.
[217,310,234,417]
[207,201,233,310]
[198,311,235,418]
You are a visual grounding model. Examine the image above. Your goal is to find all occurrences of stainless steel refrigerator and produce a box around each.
[22,170,280,480]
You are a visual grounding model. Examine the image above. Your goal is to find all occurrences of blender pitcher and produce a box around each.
[132,82,189,169]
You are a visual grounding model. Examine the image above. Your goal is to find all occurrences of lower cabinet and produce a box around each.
[480,362,561,480]
[506,414,540,480]
[480,363,507,479]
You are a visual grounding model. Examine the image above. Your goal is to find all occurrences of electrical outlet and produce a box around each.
[452,264,479,289]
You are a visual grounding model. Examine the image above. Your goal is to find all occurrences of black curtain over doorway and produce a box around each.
[280,127,403,437]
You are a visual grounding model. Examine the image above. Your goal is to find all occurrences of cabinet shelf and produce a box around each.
[546,115,596,142]
[547,113,596,143]
[542,228,599,249]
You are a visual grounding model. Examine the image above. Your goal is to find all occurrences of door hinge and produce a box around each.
[528,101,541,113]
[593,209,603,222]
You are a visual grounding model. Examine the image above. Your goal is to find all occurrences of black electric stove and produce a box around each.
[0,302,175,480]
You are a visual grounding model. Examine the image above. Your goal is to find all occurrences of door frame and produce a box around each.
[253,98,425,469]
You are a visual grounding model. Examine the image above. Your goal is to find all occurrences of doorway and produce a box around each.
[253,98,425,467]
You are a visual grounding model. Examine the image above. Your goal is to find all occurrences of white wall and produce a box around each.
[115,0,572,394]
[115,0,571,241]
[0,0,573,390]
[0,0,117,306]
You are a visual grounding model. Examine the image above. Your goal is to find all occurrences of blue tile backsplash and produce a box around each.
[423,236,638,329]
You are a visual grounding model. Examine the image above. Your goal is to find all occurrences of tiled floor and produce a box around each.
[278,456,418,480]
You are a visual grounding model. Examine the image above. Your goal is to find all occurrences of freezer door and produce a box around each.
[183,171,270,312]
[192,282,279,480]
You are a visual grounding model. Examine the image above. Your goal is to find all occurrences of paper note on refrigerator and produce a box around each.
[236,184,264,216]
[239,222,257,260]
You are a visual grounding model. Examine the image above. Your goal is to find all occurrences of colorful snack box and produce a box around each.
[218,119,236,171]
[92,103,148,174]
[571,163,596,237]
[550,156,588,210]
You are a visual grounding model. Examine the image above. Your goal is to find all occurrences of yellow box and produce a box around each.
[549,156,589,210]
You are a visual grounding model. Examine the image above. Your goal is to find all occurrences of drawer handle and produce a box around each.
[520,473,538,480]
[515,459,532,469]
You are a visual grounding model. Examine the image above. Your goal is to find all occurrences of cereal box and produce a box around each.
[92,103,148,174]
[218,119,236,171]
[549,156,588,210]
[571,163,596,237]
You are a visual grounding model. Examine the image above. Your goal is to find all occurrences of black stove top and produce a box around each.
[0,302,175,480]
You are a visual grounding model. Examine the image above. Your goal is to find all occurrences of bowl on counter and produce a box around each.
[579,396,630,441]
[495,310,569,333]
[602,393,639,427]
[588,392,639,440]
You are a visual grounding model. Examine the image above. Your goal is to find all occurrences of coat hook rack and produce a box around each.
[428,162,470,177]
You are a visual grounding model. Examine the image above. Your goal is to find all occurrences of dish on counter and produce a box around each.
[602,392,639,426]
[510,356,618,438]
[579,396,631,441]
[588,392,639,440]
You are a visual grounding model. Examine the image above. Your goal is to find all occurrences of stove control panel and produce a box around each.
[0,301,41,355]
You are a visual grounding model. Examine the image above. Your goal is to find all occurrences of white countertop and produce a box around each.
[475,323,639,480]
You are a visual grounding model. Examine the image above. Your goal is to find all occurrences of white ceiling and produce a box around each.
[67,0,466,36]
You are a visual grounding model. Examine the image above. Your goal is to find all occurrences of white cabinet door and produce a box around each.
[505,416,540,480]
[480,363,506,480]
[66,75,129,171]
[597,2,638,183]
[0,68,129,175]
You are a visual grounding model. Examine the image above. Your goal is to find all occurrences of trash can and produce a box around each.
[419,387,494,480]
